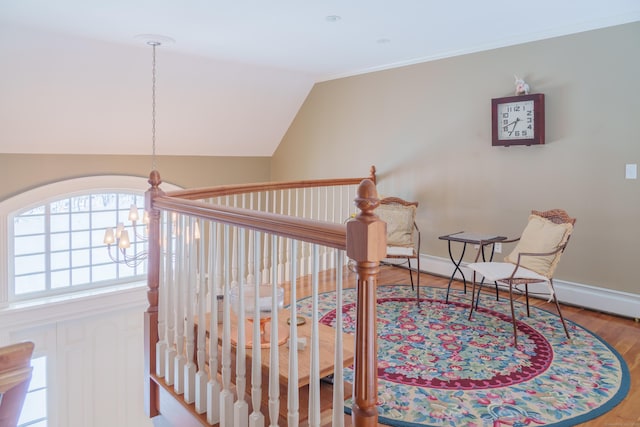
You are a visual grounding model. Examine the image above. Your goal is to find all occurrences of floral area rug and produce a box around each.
[295,284,630,427]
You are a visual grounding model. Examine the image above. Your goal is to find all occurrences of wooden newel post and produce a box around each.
[347,178,386,427]
[144,169,165,418]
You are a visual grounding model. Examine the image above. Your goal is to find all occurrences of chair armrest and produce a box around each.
[514,244,566,267]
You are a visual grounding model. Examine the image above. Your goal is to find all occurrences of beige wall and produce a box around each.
[272,22,640,294]
[0,154,270,202]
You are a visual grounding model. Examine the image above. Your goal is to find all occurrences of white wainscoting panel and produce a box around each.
[0,285,151,427]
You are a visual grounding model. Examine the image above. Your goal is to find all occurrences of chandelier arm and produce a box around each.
[106,243,148,267]
[120,248,149,267]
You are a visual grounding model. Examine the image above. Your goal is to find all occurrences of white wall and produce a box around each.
[272,22,640,297]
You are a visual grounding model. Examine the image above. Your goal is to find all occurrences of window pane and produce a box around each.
[71,213,91,230]
[29,356,47,390]
[14,235,45,256]
[50,233,70,251]
[18,388,47,425]
[92,229,110,247]
[21,206,45,216]
[21,356,47,427]
[93,211,117,229]
[117,211,131,223]
[71,249,90,268]
[50,213,70,232]
[91,247,112,264]
[71,231,90,249]
[15,254,45,275]
[93,263,117,282]
[120,194,138,207]
[14,273,46,294]
[128,241,146,255]
[50,198,70,213]
[119,267,137,279]
[92,193,117,210]
[51,251,70,269]
[70,195,91,212]
[72,267,90,285]
[14,214,45,236]
[51,270,70,289]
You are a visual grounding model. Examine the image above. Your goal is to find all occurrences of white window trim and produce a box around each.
[0,175,180,308]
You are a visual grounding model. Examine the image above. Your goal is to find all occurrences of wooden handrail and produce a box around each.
[165,165,376,200]
[153,196,347,249]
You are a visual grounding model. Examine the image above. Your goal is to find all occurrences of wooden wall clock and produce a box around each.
[491,93,545,146]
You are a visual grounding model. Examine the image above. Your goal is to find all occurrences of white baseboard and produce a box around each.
[402,254,640,320]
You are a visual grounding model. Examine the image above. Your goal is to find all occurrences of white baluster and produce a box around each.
[174,216,186,395]
[287,242,300,426]
[308,245,320,427]
[329,186,336,269]
[165,213,176,385]
[332,249,345,427]
[249,231,265,427]
[195,219,208,414]
[301,188,308,276]
[262,193,270,284]
[277,190,285,284]
[220,225,235,427]
[235,228,249,427]
[268,235,280,427]
[284,189,292,282]
[207,223,222,425]
[156,211,169,379]
[231,215,239,288]
[184,218,198,404]
[321,187,328,270]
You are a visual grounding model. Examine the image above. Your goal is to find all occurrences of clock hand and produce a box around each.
[508,117,521,136]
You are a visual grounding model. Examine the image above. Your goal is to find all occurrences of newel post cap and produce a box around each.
[346,179,387,262]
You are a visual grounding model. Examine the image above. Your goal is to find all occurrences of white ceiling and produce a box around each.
[1,1,639,156]
[3,0,640,80]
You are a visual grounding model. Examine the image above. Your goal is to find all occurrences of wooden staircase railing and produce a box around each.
[143,166,384,426]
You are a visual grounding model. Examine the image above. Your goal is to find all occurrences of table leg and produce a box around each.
[474,243,500,309]
[445,241,467,303]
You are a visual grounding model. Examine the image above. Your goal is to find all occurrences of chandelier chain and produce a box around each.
[150,41,158,171]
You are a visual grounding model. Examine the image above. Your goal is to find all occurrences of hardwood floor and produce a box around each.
[292,264,640,427]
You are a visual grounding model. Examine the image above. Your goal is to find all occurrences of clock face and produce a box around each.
[497,100,535,140]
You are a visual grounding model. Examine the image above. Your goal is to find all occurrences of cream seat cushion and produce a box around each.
[467,261,556,302]
[505,214,573,277]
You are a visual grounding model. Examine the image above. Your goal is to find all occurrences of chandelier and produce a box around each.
[103,203,149,267]
[103,37,166,267]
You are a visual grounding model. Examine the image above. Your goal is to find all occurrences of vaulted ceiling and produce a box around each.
[1,1,639,156]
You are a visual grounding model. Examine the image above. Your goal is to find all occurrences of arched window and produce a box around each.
[1,175,179,304]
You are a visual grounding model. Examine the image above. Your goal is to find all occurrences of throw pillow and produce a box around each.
[375,204,416,247]
[505,214,573,277]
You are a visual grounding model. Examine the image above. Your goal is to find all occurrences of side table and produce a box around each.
[438,232,507,303]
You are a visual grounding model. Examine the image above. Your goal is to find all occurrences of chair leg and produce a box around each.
[468,271,478,320]
[525,283,530,317]
[509,282,518,347]
[416,256,420,302]
[549,279,571,339]
[407,257,415,291]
